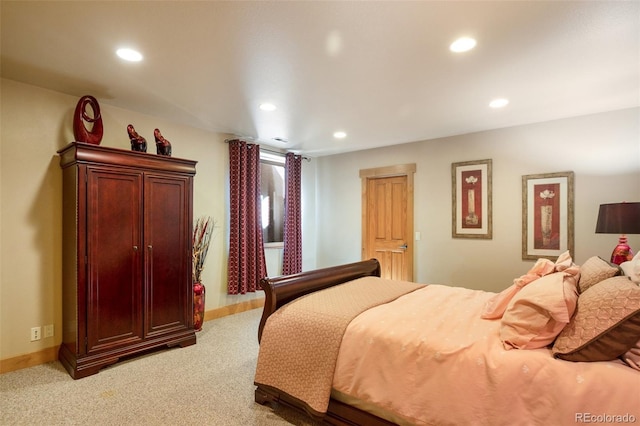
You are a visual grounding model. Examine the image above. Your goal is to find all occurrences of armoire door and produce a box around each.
[86,167,144,353]
[144,174,192,336]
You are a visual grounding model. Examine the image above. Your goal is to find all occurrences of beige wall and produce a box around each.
[314,108,640,291]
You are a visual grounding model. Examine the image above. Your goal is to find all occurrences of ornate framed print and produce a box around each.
[522,171,574,260]
[452,159,492,239]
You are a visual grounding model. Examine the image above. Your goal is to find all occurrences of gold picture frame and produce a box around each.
[452,159,492,239]
[522,171,574,260]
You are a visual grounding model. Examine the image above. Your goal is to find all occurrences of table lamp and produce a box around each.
[595,202,640,265]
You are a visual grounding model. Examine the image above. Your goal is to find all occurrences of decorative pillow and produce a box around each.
[554,250,581,276]
[578,256,619,293]
[481,258,555,319]
[620,251,640,284]
[552,276,640,362]
[482,251,575,320]
[500,271,579,350]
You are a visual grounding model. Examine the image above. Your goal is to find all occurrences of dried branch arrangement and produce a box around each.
[192,216,216,283]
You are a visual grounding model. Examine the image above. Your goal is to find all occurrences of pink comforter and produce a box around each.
[333,284,640,426]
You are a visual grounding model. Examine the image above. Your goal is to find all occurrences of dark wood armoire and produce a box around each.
[57,142,197,379]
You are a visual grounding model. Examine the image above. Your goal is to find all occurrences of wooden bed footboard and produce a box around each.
[255,385,395,426]
[256,258,400,425]
[257,259,381,342]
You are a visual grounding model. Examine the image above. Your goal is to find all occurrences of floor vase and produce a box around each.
[193,282,206,331]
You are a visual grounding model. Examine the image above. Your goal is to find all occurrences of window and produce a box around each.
[260,151,285,245]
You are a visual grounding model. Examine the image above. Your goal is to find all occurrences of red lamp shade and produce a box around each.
[595,202,640,265]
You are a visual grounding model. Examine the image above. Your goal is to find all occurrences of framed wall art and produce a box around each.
[522,171,574,260]
[452,159,492,239]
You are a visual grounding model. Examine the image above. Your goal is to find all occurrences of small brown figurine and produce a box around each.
[154,128,172,156]
[73,95,103,145]
[127,124,147,152]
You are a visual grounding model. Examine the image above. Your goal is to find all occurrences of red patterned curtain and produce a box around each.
[227,140,266,294]
[282,153,303,275]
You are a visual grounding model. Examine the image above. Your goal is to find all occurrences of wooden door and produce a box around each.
[144,174,193,337]
[361,164,415,281]
[86,167,144,353]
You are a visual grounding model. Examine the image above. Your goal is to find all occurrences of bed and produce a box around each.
[254,257,640,426]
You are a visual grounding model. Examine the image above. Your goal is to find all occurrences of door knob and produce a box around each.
[399,244,408,249]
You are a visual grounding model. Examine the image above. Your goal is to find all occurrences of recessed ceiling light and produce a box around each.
[259,103,277,111]
[116,48,143,62]
[489,98,509,108]
[333,131,347,139]
[449,37,477,53]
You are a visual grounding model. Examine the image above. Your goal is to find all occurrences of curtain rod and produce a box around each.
[224,138,310,161]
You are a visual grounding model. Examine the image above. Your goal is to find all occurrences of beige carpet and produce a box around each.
[1,308,324,426]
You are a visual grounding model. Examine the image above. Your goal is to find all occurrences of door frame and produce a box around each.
[360,163,416,281]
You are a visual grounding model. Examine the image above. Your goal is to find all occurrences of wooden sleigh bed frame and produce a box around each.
[255,259,391,426]
[254,257,640,426]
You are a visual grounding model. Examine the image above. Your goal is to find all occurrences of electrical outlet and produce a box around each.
[44,324,54,338]
[30,327,41,341]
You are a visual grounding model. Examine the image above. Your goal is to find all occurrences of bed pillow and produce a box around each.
[500,271,579,350]
[578,256,619,293]
[482,251,575,320]
[552,276,640,362]
[481,258,555,319]
[620,251,640,284]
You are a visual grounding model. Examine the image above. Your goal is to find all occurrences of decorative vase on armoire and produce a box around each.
[193,216,215,331]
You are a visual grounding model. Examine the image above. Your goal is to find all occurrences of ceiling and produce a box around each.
[2,1,638,157]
